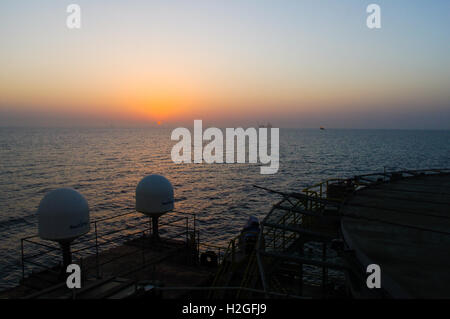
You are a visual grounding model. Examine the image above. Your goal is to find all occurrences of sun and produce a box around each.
[157,121,162,126]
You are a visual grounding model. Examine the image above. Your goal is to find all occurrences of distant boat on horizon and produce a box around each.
[258,122,273,129]
[320,126,325,130]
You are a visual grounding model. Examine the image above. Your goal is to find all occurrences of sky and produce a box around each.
[0,0,449,129]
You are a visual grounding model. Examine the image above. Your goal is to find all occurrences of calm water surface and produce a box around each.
[0,127,449,288]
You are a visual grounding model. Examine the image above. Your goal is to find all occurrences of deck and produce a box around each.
[341,173,450,298]
[1,237,215,299]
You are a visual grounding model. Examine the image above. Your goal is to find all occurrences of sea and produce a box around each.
[0,127,449,289]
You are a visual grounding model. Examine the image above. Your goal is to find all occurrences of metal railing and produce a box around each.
[303,168,450,203]
[20,210,199,287]
[254,168,450,298]
[208,234,240,298]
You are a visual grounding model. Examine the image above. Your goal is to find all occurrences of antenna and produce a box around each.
[37,188,90,272]
[136,174,174,240]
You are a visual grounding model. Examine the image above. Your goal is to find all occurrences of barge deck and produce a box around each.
[341,173,450,298]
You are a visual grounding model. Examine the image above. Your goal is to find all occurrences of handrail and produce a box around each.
[254,167,450,297]
[20,210,198,285]
[208,235,240,298]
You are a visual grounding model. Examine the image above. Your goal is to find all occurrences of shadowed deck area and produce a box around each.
[341,173,450,298]
[0,237,215,299]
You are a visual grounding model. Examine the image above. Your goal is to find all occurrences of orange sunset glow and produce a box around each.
[0,1,449,128]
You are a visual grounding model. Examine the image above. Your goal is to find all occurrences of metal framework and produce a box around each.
[18,168,450,298]
[20,209,226,290]
[256,168,450,298]
[210,168,450,299]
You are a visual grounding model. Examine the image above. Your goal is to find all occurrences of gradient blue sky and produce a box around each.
[0,0,449,128]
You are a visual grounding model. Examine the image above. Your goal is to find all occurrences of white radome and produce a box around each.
[136,174,174,216]
[37,188,90,241]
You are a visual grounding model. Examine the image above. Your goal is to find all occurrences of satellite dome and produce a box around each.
[136,174,174,215]
[37,188,90,242]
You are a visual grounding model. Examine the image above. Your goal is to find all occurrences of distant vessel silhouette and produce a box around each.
[258,122,272,129]
[320,127,325,130]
